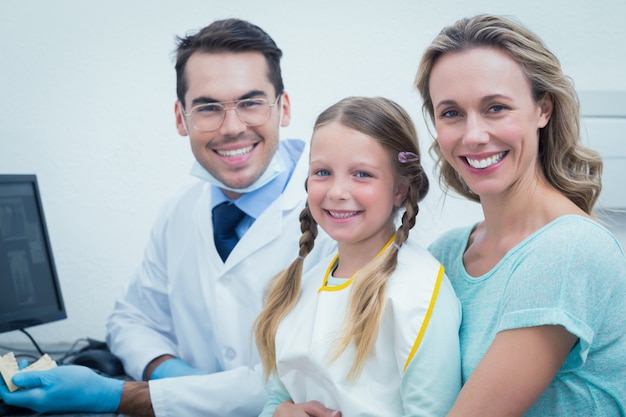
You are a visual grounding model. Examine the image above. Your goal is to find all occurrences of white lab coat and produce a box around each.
[106,139,336,417]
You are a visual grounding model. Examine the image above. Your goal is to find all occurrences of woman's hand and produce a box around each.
[274,400,341,417]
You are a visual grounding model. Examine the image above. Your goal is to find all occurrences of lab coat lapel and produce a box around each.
[192,184,221,305]
[226,200,282,265]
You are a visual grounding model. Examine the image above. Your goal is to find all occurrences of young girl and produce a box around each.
[415,14,626,416]
[255,96,461,416]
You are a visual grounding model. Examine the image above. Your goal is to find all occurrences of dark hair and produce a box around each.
[174,18,284,107]
[415,14,602,214]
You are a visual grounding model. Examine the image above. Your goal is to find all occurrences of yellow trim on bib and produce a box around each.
[318,234,396,293]
[403,264,445,372]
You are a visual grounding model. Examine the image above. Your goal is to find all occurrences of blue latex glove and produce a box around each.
[149,357,206,380]
[0,365,124,413]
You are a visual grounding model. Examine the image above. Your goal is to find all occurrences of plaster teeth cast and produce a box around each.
[466,151,506,169]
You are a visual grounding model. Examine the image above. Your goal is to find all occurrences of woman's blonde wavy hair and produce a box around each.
[414,14,602,215]
[255,96,429,380]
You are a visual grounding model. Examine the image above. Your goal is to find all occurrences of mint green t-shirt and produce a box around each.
[429,215,626,416]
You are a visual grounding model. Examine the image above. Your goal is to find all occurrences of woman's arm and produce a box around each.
[447,325,577,417]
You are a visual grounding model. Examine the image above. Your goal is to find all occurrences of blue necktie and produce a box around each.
[212,202,245,261]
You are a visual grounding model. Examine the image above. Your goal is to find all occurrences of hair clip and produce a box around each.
[398,152,419,163]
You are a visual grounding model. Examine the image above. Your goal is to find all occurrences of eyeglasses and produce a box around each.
[183,95,281,132]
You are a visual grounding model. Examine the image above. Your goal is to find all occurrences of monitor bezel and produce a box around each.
[0,174,67,334]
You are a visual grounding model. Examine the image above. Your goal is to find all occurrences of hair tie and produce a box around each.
[392,242,402,250]
[398,152,419,163]
[296,255,304,260]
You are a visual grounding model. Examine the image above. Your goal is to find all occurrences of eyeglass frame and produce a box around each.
[181,94,282,132]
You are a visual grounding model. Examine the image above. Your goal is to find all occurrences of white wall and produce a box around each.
[1,0,625,346]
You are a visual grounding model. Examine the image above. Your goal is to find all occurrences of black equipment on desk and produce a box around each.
[0,174,67,334]
[0,401,35,416]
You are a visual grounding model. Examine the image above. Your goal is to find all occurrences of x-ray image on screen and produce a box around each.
[0,199,27,241]
[8,250,36,305]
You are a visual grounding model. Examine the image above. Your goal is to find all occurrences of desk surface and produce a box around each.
[0,403,119,417]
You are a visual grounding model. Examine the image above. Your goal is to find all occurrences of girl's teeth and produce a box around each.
[329,211,358,219]
[466,151,505,169]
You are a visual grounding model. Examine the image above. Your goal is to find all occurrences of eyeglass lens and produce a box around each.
[190,98,274,132]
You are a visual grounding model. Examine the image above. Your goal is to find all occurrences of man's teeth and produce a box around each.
[217,145,254,157]
[328,211,358,219]
[466,152,505,169]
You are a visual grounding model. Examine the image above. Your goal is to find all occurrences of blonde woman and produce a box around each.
[416,14,626,416]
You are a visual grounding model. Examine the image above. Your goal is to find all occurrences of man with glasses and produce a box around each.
[0,18,337,416]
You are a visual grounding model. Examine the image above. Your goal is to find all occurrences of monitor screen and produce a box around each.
[0,174,66,333]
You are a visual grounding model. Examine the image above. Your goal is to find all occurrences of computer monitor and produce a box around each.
[0,174,66,333]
